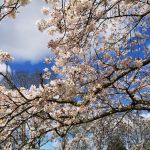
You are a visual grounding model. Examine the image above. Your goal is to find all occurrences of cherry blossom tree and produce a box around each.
[0,0,150,149]
[0,0,31,20]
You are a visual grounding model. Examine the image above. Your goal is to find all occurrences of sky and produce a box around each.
[0,0,52,74]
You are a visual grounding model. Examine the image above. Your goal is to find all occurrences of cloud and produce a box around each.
[0,63,11,80]
[0,0,51,64]
[141,113,150,120]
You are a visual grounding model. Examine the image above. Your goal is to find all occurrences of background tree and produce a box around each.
[107,136,127,150]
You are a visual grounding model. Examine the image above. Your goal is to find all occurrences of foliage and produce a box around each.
[107,136,127,150]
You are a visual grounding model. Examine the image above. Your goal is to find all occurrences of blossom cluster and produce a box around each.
[0,50,14,62]
[5,0,31,6]
[0,0,31,19]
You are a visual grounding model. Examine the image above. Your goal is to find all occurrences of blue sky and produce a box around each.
[10,61,53,73]
[0,0,52,73]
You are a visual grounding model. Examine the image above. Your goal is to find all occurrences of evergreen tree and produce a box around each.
[107,136,127,150]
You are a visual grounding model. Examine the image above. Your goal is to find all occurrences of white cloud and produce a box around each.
[0,63,11,80]
[141,113,150,120]
[0,0,51,64]
[148,44,150,50]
